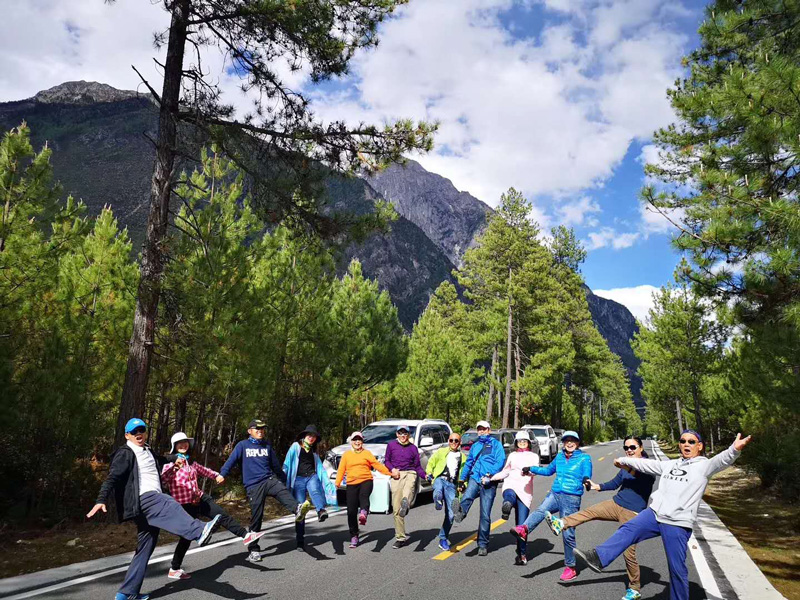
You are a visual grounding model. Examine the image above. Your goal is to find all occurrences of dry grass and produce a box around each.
[0,498,287,579]
[703,466,800,600]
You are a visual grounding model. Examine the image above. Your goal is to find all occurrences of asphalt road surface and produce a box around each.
[19,440,708,600]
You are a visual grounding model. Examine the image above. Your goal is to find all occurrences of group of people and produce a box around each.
[89,416,751,600]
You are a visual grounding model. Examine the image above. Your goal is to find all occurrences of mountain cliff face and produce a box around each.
[0,81,642,407]
[365,160,491,267]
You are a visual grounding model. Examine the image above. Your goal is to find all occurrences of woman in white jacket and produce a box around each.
[491,430,539,565]
[575,430,751,600]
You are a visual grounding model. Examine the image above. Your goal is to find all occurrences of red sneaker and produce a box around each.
[559,566,578,582]
[358,510,367,526]
[510,525,529,541]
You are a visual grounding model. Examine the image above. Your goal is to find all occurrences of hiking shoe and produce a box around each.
[295,499,312,522]
[317,508,328,522]
[575,548,604,573]
[197,514,221,546]
[358,509,367,525]
[546,511,564,536]
[349,536,359,548]
[559,566,578,582]
[501,501,513,520]
[167,568,190,580]
[510,524,528,541]
[242,530,267,547]
[115,595,151,600]
[477,546,488,557]
[247,550,262,562]
[438,538,451,551]
[398,497,410,518]
[392,537,408,549]
[514,554,528,566]
[451,497,465,523]
[296,543,305,552]
[433,493,443,511]
[621,589,642,600]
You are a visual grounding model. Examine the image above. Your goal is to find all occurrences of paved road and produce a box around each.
[17,441,708,600]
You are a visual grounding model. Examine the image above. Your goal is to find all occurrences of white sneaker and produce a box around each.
[247,550,262,562]
[167,568,191,580]
[242,530,267,546]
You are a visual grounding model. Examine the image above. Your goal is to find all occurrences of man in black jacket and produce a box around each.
[87,418,221,600]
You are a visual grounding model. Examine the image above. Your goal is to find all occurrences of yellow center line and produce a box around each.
[598,456,605,461]
[433,519,507,560]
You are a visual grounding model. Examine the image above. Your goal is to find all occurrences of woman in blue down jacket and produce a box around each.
[510,430,591,582]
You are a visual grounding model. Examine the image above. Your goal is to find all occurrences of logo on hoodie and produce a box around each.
[246,448,270,458]
[663,464,689,482]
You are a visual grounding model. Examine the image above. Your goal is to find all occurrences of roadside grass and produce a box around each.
[0,496,287,579]
[656,439,799,599]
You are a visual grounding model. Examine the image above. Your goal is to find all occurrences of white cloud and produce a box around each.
[557,196,601,227]
[593,284,659,322]
[586,227,640,250]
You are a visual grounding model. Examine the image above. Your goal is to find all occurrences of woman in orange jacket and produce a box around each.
[335,431,393,548]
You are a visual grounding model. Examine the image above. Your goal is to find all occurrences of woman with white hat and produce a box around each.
[161,432,265,579]
[491,430,539,565]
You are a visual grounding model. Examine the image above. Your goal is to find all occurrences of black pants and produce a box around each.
[171,494,248,570]
[246,477,298,550]
[346,480,373,537]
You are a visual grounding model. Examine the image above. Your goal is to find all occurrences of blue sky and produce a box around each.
[0,0,706,321]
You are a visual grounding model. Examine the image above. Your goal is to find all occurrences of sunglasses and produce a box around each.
[448,438,461,443]
[623,445,639,451]
[397,431,409,435]
[129,427,146,435]
[679,438,699,445]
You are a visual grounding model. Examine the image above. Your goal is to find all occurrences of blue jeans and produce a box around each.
[503,489,530,557]
[596,508,691,600]
[523,491,582,566]
[292,475,326,544]
[459,478,498,549]
[433,477,457,541]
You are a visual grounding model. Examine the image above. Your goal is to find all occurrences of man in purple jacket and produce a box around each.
[385,425,428,548]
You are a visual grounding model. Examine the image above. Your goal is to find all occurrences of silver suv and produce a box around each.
[522,424,559,463]
[323,419,452,509]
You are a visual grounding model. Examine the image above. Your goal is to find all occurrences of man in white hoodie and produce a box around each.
[575,429,751,600]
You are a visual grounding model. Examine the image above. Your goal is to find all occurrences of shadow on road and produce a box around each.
[153,553,280,600]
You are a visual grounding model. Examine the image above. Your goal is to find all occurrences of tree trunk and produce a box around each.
[486,346,497,421]
[691,380,704,439]
[513,335,521,429]
[116,0,191,448]
[675,397,684,433]
[578,389,585,441]
[503,269,513,429]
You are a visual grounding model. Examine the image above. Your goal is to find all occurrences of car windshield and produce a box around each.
[529,428,548,437]
[360,425,417,444]
[461,432,500,445]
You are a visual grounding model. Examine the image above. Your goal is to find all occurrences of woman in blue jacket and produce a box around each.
[510,430,591,582]
[282,425,338,550]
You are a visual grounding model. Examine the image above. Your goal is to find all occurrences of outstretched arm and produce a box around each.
[616,457,665,476]
[706,433,750,476]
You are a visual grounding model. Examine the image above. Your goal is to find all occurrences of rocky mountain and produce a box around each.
[365,160,491,266]
[0,81,642,407]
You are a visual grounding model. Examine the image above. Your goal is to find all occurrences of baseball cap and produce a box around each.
[125,418,147,434]
[248,419,266,429]
[396,425,410,433]
[476,420,491,429]
[562,430,580,442]
[349,431,364,440]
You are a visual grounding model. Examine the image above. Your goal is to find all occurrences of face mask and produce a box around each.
[302,440,312,452]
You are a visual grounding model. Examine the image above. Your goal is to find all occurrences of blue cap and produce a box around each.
[561,430,580,442]
[125,418,147,434]
[396,425,410,432]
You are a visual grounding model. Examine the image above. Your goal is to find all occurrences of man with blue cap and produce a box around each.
[510,430,592,582]
[87,418,221,600]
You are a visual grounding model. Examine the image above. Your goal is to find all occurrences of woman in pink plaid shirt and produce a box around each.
[160,432,266,580]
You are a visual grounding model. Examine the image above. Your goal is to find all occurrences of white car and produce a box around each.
[522,424,559,463]
[323,419,452,510]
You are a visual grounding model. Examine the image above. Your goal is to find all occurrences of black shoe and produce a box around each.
[392,537,408,549]
[451,497,464,523]
[478,547,488,557]
[575,548,604,573]
[398,498,409,518]
[317,508,328,522]
[501,501,512,520]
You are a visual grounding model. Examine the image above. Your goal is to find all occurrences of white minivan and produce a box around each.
[323,419,452,511]
[522,424,559,463]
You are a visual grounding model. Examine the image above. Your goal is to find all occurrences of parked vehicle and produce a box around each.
[521,424,559,463]
[553,428,564,444]
[322,419,452,512]
[460,428,538,459]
